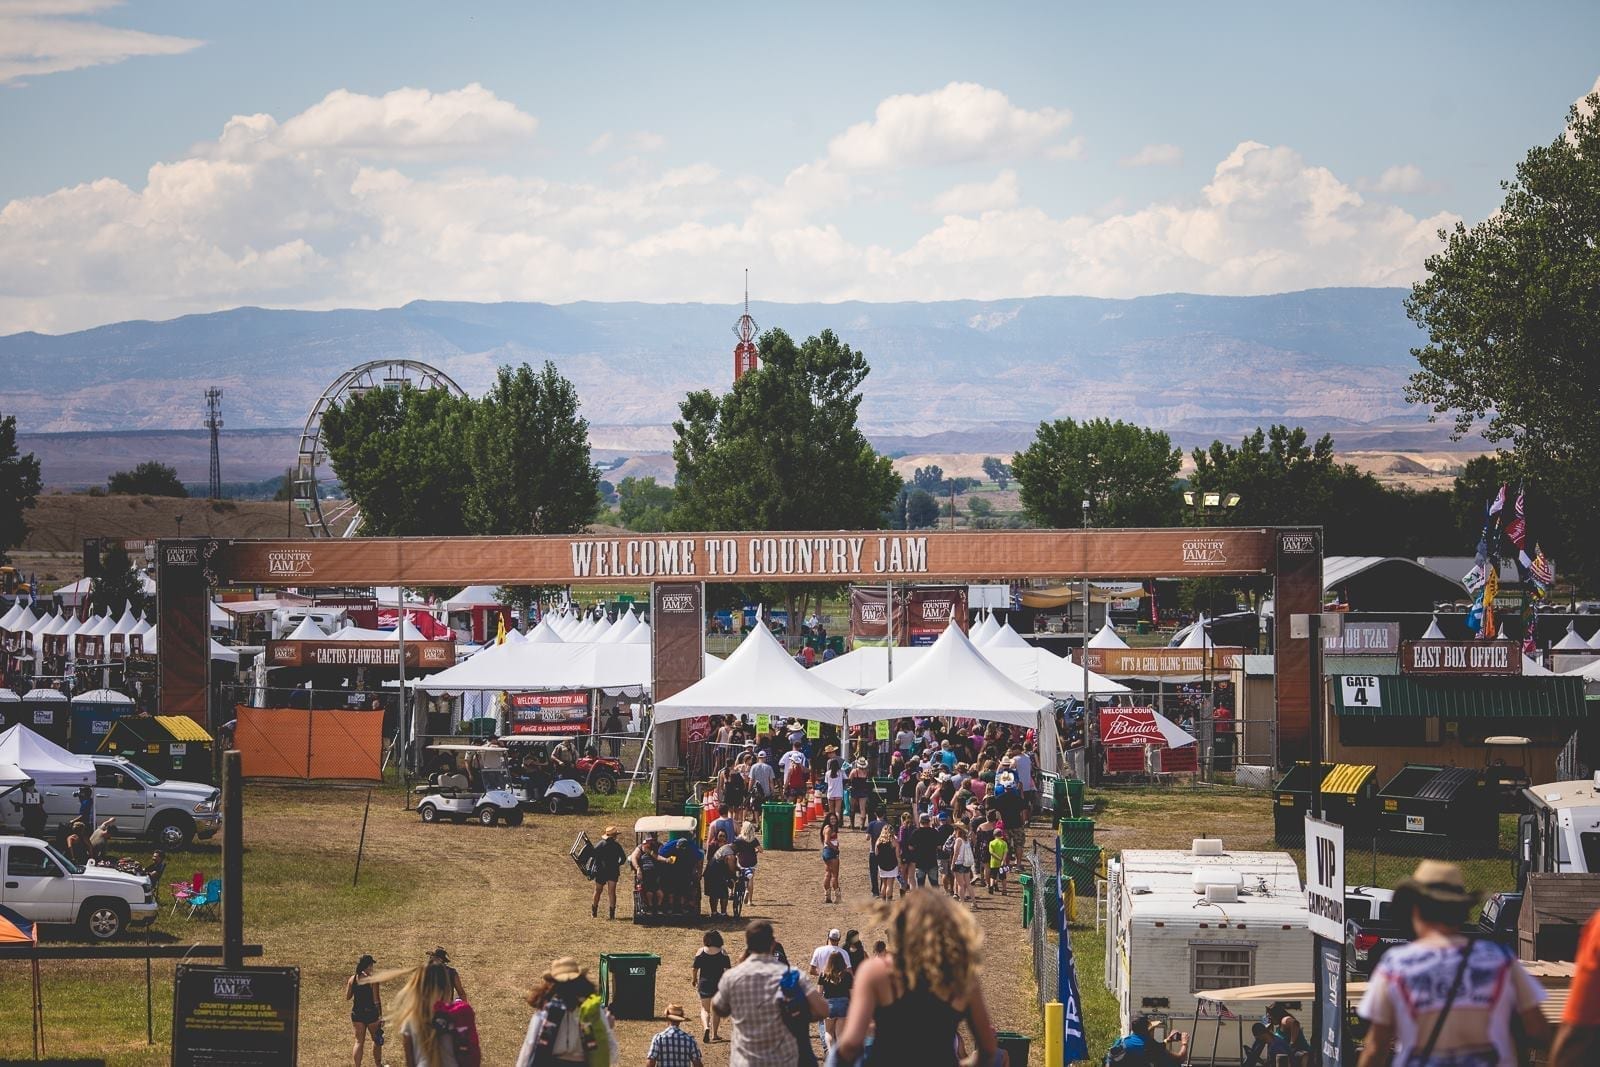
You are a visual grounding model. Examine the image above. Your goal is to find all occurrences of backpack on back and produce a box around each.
[433,998,481,1067]
[785,760,806,791]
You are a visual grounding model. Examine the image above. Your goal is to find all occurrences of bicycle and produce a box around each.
[731,866,754,918]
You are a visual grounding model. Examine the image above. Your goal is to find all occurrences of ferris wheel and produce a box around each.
[293,359,467,537]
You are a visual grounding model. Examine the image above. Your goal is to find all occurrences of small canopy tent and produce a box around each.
[1552,624,1592,652]
[284,616,326,641]
[1421,615,1447,640]
[525,620,565,644]
[653,623,858,726]
[0,601,26,630]
[1173,615,1214,649]
[0,724,94,787]
[443,585,503,609]
[1087,621,1130,649]
[970,614,1002,647]
[597,610,640,644]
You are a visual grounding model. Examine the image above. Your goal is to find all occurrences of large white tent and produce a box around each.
[653,623,858,725]
[849,621,1052,728]
[978,624,1131,696]
[0,724,94,787]
[970,614,1002,647]
[597,610,640,644]
[415,640,722,696]
[809,646,927,690]
[1552,624,1592,651]
[443,585,504,609]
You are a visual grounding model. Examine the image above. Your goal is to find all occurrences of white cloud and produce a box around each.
[1121,143,1182,168]
[1569,74,1600,141]
[1365,163,1429,195]
[827,82,1074,170]
[0,84,1458,333]
[0,0,200,85]
[929,170,1020,214]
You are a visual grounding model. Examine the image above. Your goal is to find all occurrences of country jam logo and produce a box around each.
[1181,539,1229,567]
[267,550,315,578]
[859,603,888,624]
[163,546,199,566]
[920,601,954,622]
[1280,533,1317,554]
[659,594,696,612]
[211,974,254,1000]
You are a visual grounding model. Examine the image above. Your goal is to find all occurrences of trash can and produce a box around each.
[683,800,702,840]
[1060,846,1101,896]
[996,1030,1032,1065]
[1272,762,1331,844]
[871,776,898,803]
[1320,763,1379,841]
[1136,620,1151,635]
[1058,818,1095,848]
[600,953,660,1019]
[1379,765,1497,854]
[1018,872,1034,928]
[761,803,794,850]
[1065,778,1085,818]
[1041,874,1064,929]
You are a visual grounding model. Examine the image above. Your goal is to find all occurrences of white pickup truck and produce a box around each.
[0,836,158,940]
[4,756,220,849]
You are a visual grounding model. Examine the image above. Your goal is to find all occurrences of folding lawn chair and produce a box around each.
[170,871,205,916]
[183,878,221,921]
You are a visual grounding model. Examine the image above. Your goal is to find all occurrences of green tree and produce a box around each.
[1406,91,1600,583]
[0,413,42,566]
[465,362,601,625]
[90,542,148,617]
[1012,418,1181,528]
[616,476,676,532]
[967,495,994,518]
[905,489,940,529]
[272,466,296,502]
[912,465,945,493]
[981,456,1011,489]
[322,384,476,535]
[672,327,902,622]
[107,460,187,498]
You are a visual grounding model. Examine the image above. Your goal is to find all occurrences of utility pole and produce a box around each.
[204,388,223,500]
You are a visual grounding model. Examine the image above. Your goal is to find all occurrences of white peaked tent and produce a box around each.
[526,620,564,644]
[970,613,1002,647]
[624,622,652,645]
[1587,627,1600,651]
[284,616,326,641]
[0,724,94,787]
[1421,615,1447,640]
[110,604,140,639]
[653,623,858,725]
[1087,621,1130,649]
[980,624,1131,696]
[1522,656,1554,677]
[443,585,503,609]
[1552,624,1592,651]
[0,601,24,630]
[209,601,232,628]
[597,610,639,644]
[128,617,151,639]
[586,616,614,643]
[504,627,529,645]
[1563,656,1600,681]
[209,639,240,665]
[1176,615,1213,649]
[984,622,1032,651]
[6,605,39,640]
[809,647,928,690]
[850,621,1052,728]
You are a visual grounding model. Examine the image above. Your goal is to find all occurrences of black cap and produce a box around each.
[1130,1015,1152,1034]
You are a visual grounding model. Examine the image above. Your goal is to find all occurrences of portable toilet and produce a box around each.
[19,688,69,746]
[68,688,135,753]
[0,688,20,729]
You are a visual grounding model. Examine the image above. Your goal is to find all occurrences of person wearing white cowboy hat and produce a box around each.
[846,756,872,829]
[589,825,629,920]
[647,1003,702,1067]
[1356,860,1548,1067]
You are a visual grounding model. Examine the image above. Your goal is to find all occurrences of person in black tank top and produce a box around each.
[832,889,999,1067]
[346,954,384,1066]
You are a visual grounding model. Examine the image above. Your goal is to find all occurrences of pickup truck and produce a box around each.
[1346,890,1523,978]
[0,836,158,940]
[4,755,220,849]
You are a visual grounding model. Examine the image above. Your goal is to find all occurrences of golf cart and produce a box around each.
[416,744,525,827]
[630,815,702,926]
[498,736,604,814]
[1484,735,1534,812]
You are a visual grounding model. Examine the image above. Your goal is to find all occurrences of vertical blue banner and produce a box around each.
[1057,844,1089,1063]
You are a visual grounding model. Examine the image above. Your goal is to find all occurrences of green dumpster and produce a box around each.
[761,803,794,850]
[1058,817,1095,848]
[600,952,661,1019]
[1018,872,1034,928]
[871,776,898,803]
[997,1030,1032,1065]
[1061,845,1101,896]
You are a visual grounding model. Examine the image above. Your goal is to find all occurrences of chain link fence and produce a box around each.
[1028,842,1059,1014]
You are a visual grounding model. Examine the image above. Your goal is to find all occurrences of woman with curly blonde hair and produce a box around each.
[833,888,1000,1066]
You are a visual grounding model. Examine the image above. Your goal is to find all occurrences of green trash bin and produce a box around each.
[996,1030,1032,1065]
[1058,817,1095,848]
[1018,872,1034,929]
[1043,875,1064,930]
[1061,845,1102,896]
[683,800,702,841]
[600,952,661,1019]
[761,803,794,850]
[1065,778,1086,817]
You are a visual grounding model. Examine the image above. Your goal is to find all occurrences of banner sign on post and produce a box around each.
[1400,639,1521,675]
[1317,938,1346,1066]
[1305,816,1346,941]
[1078,647,1245,677]
[1339,676,1382,709]
[875,719,891,741]
[507,690,592,735]
[1057,845,1090,1064]
[1322,622,1400,656]
[755,714,770,736]
[172,964,299,1067]
[805,719,821,739]
[906,586,968,646]
[266,640,454,669]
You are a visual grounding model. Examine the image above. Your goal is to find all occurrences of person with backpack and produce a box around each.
[779,741,809,801]
[514,955,617,1067]
[712,920,826,1067]
[390,962,476,1067]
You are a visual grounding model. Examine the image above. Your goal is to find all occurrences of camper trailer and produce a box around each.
[1519,774,1600,883]
[1106,839,1312,1065]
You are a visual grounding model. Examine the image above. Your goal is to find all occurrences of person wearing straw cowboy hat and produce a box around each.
[589,825,629,920]
[514,955,616,1067]
[1357,860,1548,1067]
[646,1002,702,1067]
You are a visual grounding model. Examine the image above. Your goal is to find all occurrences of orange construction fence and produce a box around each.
[234,704,384,781]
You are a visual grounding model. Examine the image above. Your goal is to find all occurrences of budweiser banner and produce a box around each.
[1401,639,1522,675]
[1078,647,1244,677]
[1098,708,1191,747]
[217,528,1282,586]
[267,640,455,670]
[907,586,968,646]
[507,690,591,735]
[1323,622,1400,656]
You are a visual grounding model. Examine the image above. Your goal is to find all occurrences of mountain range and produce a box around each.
[2,288,1454,463]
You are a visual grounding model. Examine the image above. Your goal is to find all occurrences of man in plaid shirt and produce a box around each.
[647,1003,702,1067]
[714,920,827,1067]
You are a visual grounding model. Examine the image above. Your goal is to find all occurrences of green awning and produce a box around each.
[1333,675,1587,718]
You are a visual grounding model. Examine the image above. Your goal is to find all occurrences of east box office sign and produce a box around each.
[216,528,1287,585]
[172,964,299,1067]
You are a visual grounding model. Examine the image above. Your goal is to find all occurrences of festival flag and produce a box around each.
[1506,489,1527,550]
[1482,566,1499,639]
[1461,563,1487,594]
[1057,846,1090,1064]
[495,614,506,645]
[1531,545,1555,590]
[1488,485,1507,516]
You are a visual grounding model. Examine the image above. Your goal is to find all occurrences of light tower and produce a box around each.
[732,269,758,383]
[204,387,223,500]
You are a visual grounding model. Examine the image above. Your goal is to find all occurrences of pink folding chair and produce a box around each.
[169,871,205,916]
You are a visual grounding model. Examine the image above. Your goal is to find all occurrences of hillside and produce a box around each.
[0,289,1442,444]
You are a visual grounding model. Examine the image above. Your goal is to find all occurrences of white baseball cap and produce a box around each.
[828,929,841,941]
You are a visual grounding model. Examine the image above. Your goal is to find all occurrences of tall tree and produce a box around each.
[1406,91,1600,583]
[1011,418,1181,528]
[981,456,1011,489]
[108,460,187,498]
[912,465,945,493]
[465,362,601,624]
[90,543,148,617]
[672,327,902,622]
[322,384,476,536]
[905,489,940,529]
[616,476,675,532]
[0,412,42,566]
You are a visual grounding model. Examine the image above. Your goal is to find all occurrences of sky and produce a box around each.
[1,1,1598,335]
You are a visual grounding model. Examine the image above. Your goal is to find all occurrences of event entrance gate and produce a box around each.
[156,527,1321,763]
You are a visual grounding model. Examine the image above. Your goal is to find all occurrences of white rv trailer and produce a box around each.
[1520,774,1600,878]
[1107,839,1312,1065]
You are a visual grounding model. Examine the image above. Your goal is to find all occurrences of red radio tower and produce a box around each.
[733,269,758,382]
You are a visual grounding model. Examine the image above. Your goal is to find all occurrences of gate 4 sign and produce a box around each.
[1340,675,1381,709]
[1304,816,1346,941]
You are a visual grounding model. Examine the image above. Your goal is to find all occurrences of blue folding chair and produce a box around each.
[184,878,221,921]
